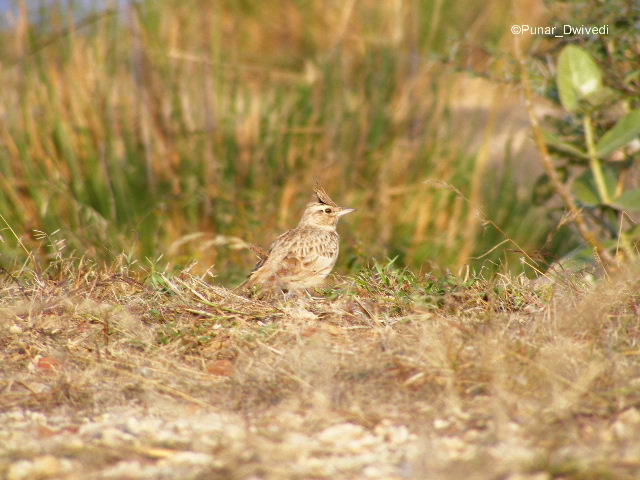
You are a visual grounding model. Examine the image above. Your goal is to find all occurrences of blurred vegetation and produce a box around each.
[526,0,640,270]
[0,0,594,283]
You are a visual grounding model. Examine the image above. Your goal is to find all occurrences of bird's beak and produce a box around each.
[337,207,356,217]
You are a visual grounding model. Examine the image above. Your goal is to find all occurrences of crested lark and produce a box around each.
[242,186,355,294]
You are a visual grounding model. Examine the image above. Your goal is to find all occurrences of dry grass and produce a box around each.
[1,262,640,479]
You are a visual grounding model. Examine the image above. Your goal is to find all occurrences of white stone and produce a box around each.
[506,473,551,480]
[101,427,134,446]
[166,451,215,466]
[618,408,640,425]
[363,465,385,478]
[78,421,104,438]
[433,418,451,430]
[7,455,66,480]
[317,423,366,444]
[101,460,146,479]
[7,460,33,480]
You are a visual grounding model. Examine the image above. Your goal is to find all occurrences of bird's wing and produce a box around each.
[249,229,294,273]
[243,229,298,287]
[243,229,339,290]
[271,230,338,279]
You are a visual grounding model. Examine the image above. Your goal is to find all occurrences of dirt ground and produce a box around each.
[1,265,640,479]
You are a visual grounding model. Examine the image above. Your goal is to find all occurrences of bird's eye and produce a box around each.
[324,208,332,213]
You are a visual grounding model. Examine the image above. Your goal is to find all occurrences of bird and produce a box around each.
[241,185,355,295]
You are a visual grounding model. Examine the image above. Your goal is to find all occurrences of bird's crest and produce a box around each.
[313,183,338,207]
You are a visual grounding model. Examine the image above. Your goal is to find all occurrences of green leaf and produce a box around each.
[542,129,588,159]
[623,70,640,87]
[583,86,615,109]
[558,239,617,272]
[596,110,640,158]
[532,168,568,205]
[532,174,554,205]
[611,189,640,212]
[557,45,603,112]
[626,224,640,239]
[572,173,600,206]
[572,167,617,206]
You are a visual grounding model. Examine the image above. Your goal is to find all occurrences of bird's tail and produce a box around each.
[234,242,269,293]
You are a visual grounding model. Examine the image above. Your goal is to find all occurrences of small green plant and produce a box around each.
[354,257,418,297]
[553,46,639,259]
[523,5,640,270]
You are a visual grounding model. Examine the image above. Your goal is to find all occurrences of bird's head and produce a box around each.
[298,185,355,230]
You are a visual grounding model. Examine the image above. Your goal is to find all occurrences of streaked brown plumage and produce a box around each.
[242,185,355,293]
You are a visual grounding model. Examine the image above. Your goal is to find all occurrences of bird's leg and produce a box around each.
[282,288,299,302]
